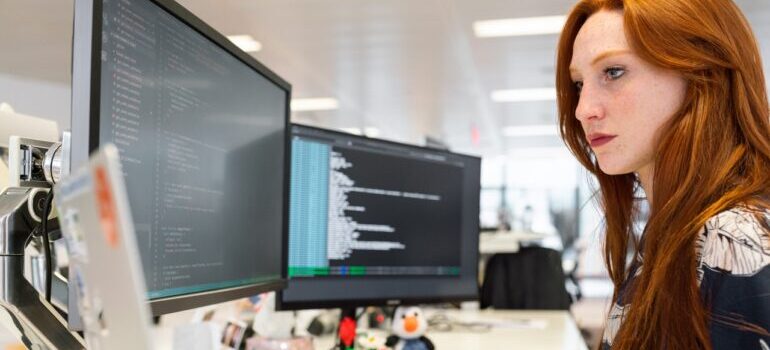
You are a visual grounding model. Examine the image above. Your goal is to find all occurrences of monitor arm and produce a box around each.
[0,135,84,349]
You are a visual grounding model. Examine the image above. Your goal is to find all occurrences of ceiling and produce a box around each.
[1,0,769,157]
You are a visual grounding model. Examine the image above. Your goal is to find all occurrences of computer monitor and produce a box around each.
[277,124,481,310]
[70,0,290,316]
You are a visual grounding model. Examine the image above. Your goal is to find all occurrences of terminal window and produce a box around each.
[289,133,464,278]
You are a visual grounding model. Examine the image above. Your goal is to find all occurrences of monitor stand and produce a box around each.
[336,307,357,350]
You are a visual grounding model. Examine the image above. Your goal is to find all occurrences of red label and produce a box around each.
[94,166,120,248]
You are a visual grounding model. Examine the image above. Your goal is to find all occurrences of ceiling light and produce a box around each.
[510,146,572,158]
[502,124,558,137]
[226,35,262,53]
[473,16,566,38]
[491,88,556,102]
[291,98,339,112]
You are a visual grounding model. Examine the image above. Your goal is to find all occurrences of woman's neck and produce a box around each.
[636,163,654,205]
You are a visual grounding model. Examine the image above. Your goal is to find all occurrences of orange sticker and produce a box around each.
[94,166,120,248]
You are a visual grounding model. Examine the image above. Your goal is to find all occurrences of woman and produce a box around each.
[556,0,770,349]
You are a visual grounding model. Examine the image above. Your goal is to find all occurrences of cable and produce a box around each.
[41,189,54,303]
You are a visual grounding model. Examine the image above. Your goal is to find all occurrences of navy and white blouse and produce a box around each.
[602,206,770,349]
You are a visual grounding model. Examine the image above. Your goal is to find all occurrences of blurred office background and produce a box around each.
[1,0,768,346]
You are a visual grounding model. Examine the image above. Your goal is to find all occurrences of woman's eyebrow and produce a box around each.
[590,49,632,66]
[569,49,631,76]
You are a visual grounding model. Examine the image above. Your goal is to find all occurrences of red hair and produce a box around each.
[556,0,770,348]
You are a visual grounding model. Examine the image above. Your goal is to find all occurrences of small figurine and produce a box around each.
[386,307,434,350]
[355,331,390,350]
[338,316,357,350]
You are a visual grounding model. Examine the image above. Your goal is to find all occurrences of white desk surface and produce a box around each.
[479,231,548,254]
[315,309,588,350]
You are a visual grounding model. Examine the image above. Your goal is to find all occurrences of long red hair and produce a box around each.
[556,0,770,348]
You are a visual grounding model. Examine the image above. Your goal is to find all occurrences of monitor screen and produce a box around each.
[278,124,480,310]
[71,0,289,316]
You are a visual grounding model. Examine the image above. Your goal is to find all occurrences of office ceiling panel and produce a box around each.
[0,0,768,157]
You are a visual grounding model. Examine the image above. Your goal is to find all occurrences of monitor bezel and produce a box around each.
[276,123,481,311]
[71,0,291,317]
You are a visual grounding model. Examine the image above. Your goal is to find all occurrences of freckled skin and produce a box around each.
[569,10,688,192]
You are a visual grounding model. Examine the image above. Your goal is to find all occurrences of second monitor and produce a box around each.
[279,124,481,310]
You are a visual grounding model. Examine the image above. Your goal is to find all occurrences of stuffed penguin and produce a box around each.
[385,307,434,350]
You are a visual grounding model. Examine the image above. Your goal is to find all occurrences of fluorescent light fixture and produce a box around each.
[226,35,262,53]
[340,127,362,135]
[473,15,566,38]
[491,88,556,102]
[510,146,572,158]
[291,98,339,112]
[502,124,558,137]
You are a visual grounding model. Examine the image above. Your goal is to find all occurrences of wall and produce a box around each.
[0,73,70,130]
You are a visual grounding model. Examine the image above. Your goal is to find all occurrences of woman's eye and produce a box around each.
[605,67,625,80]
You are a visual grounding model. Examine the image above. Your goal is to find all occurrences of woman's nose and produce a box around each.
[574,84,604,122]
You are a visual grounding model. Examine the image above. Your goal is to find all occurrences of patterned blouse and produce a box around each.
[602,206,770,349]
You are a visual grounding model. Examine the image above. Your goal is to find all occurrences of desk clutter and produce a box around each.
[156,301,584,350]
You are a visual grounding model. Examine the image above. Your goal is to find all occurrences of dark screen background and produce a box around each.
[99,0,285,298]
[282,126,480,308]
[331,146,462,267]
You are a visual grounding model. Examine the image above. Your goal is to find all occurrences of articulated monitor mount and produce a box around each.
[0,135,85,349]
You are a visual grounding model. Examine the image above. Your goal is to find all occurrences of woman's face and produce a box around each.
[569,10,687,176]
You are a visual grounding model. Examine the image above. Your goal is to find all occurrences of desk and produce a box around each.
[315,309,587,350]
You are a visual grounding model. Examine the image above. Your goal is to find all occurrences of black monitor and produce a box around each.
[70,0,290,317]
[277,124,481,310]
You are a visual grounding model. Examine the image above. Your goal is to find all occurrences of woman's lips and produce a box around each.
[588,134,617,148]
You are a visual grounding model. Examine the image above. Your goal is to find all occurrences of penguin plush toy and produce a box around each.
[385,307,435,350]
